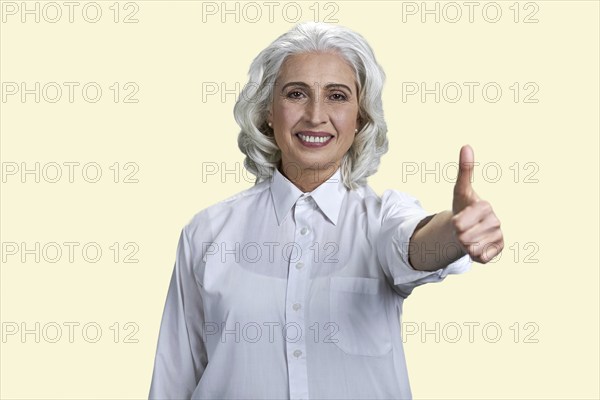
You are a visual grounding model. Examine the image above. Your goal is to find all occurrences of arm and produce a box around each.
[149,227,207,399]
[409,145,504,272]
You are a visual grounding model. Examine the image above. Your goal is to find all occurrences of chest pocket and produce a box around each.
[329,276,392,357]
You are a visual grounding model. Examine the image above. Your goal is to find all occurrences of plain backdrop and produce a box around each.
[1,1,598,399]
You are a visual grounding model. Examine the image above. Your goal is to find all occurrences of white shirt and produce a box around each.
[149,167,471,400]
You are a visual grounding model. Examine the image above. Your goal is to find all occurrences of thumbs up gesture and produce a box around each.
[451,145,504,263]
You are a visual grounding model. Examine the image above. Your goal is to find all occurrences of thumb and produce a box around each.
[454,145,476,197]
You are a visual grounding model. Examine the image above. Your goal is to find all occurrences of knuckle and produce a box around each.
[498,238,505,252]
[452,217,464,232]
[480,200,492,214]
[488,218,501,231]
[494,218,501,229]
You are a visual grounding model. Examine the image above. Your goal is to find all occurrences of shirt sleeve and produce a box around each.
[376,190,472,299]
[149,226,208,400]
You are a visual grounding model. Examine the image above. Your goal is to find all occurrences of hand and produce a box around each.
[452,145,504,263]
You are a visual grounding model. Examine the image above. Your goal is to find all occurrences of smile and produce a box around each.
[295,132,334,147]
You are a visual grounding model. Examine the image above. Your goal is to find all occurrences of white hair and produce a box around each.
[234,21,388,189]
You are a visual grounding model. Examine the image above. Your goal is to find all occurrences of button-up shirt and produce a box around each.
[149,167,471,400]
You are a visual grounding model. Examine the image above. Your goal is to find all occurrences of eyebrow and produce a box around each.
[280,81,354,94]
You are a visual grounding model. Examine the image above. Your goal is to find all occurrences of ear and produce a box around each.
[356,114,363,131]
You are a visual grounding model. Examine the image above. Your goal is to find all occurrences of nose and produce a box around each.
[304,97,328,126]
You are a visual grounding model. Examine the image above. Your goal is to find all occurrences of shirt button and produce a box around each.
[295,262,304,270]
[292,303,301,311]
[293,350,302,358]
[300,227,309,235]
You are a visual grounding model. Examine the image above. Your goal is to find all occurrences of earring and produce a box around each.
[268,122,272,127]
[355,128,358,133]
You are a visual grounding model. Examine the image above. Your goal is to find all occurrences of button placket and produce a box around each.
[285,196,312,400]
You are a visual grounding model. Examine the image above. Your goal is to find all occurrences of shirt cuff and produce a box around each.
[391,214,473,296]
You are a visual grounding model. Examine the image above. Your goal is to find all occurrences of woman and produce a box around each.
[149,21,503,400]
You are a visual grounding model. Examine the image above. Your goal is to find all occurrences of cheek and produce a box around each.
[274,103,302,128]
[273,108,299,147]
[332,108,359,132]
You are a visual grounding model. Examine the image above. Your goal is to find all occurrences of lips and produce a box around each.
[295,131,334,145]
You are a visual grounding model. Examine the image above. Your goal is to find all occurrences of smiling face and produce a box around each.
[268,52,360,190]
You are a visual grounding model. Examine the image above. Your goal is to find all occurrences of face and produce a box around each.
[268,52,360,181]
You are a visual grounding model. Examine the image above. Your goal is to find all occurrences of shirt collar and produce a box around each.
[270,167,347,226]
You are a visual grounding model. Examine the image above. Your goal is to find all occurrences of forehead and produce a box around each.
[277,52,356,87]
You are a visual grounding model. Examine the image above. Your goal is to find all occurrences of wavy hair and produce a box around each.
[234,21,388,189]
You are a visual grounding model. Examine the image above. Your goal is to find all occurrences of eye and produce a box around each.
[329,92,348,101]
[286,90,305,99]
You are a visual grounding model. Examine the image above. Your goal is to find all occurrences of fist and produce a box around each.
[452,145,504,263]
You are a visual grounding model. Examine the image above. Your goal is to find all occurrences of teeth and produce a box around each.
[298,134,331,143]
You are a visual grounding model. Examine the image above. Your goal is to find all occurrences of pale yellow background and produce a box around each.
[1,1,598,399]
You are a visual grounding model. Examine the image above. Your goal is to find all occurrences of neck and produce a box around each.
[278,163,339,193]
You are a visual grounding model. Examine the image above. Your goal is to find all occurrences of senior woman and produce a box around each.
[149,22,503,400]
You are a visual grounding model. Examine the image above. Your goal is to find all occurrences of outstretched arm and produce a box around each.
[409,145,504,271]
